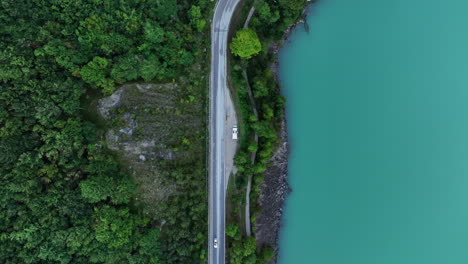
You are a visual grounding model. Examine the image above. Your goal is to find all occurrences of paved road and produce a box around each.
[224,89,238,189]
[209,0,241,263]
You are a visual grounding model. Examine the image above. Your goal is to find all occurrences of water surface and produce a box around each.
[279,0,468,263]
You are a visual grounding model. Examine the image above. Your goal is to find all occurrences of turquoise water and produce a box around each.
[278,0,468,263]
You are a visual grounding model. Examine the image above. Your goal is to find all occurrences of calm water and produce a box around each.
[278,0,468,263]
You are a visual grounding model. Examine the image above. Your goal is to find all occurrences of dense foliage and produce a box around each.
[0,0,210,263]
[230,29,262,59]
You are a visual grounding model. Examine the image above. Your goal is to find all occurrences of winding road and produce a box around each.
[209,0,241,263]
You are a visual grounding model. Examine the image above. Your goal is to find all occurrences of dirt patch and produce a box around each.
[97,81,204,216]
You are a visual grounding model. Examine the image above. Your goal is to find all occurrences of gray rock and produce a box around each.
[255,117,290,264]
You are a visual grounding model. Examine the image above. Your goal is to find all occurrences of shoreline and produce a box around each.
[255,116,290,263]
[255,2,315,263]
[270,3,313,82]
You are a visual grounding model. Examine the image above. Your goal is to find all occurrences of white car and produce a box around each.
[213,238,218,249]
[232,125,238,140]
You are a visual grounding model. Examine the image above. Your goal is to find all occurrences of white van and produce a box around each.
[232,125,238,140]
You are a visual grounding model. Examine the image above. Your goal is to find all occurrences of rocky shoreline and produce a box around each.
[255,117,290,263]
[255,2,315,263]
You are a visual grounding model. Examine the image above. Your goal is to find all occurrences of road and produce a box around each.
[209,0,241,263]
[224,88,238,188]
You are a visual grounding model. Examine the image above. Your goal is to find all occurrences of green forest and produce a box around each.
[0,0,308,263]
[0,0,211,263]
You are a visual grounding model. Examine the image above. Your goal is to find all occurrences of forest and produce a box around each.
[0,0,308,262]
[0,0,211,263]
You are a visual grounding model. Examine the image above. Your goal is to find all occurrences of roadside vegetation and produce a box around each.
[230,29,262,59]
[0,0,212,263]
[226,0,308,263]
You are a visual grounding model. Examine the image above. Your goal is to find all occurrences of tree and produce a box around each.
[93,205,135,249]
[228,237,257,264]
[137,229,161,263]
[253,78,269,98]
[80,56,114,93]
[110,54,140,83]
[189,5,206,32]
[278,0,306,11]
[140,56,160,81]
[226,223,240,239]
[79,175,113,203]
[262,104,274,120]
[143,21,165,44]
[256,1,280,24]
[258,246,275,264]
[230,29,262,59]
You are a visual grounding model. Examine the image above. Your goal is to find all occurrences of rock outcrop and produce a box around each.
[255,118,290,263]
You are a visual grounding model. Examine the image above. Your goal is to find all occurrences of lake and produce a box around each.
[278,0,468,263]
